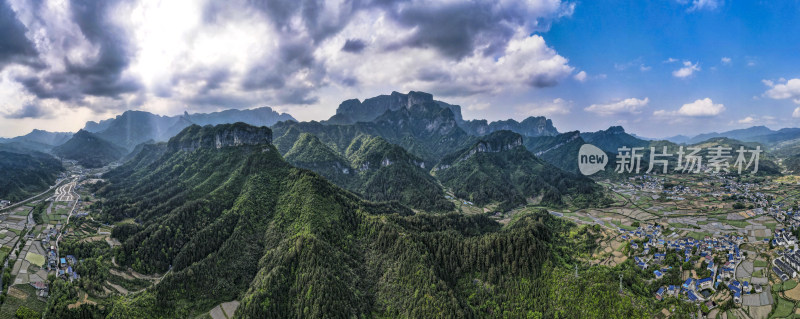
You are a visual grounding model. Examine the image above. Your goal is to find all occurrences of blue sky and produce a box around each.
[530,0,800,137]
[1,0,799,138]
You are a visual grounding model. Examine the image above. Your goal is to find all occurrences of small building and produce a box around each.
[654,270,664,279]
[774,266,790,282]
[682,278,695,291]
[655,286,665,300]
[667,285,678,296]
[687,290,703,303]
[697,277,713,290]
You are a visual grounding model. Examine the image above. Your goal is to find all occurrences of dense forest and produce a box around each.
[435,131,609,211]
[41,122,654,318]
[0,150,63,202]
[53,130,128,168]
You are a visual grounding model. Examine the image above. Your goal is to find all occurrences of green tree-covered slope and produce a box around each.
[0,151,63,202]
[434,131,607,211]
[64,123,646,318]
[53,130,128,168]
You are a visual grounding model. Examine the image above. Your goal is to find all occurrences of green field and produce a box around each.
[755,260,769,268]
[769,297,795,319]
[12,209,29,217]
[0,246,11,263]
[24,252,45,267]
[773,280,799,292]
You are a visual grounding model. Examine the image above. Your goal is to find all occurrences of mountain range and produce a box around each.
[3,90,796,204]
[78,122,646,318]
[8,90,798,318]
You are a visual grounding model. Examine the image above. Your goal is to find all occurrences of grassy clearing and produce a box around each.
[769,297,795,318]
[12,209,29,217]
[774,280,799,292]
[0,246,11,262]
[688,232,707,240]
[24,252,45,267]
[755,260,769,268]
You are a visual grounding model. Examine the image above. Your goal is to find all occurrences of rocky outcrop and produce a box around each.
[458,132,523,162]
[168,123,272,152]
[326,91,465,125]
[462,116,559,137]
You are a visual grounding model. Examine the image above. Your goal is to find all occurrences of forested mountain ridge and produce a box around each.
[434,131,608,211]
[66,122,650,317]
[0,150,63,202]
[282,132,455,212]
[53,130,128,168]
[271,100,475,165]
[523,131,584,173]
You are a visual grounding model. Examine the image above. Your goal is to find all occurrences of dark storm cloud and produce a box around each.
[240,35,322,104]
[3,103,50,119]
[384,1,518,59]
[11,0,140,105]
[527,74,560,88]
[63,0,141,97]
[0,0,39,69]
[342,39,366,53]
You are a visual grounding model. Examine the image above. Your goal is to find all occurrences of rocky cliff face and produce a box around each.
[458,132,523,162]
[168,123,272,152]
[327,91,465,125]
[462,116,558,137]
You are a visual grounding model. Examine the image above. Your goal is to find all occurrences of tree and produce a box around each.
[15,306,40,319]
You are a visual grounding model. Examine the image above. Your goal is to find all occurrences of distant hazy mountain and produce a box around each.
[0,129,73,153]
[663,135,691,144]
[687,126,775,144]
[83,107,296,150]
[53,130,128,168]
[580,126,649,153]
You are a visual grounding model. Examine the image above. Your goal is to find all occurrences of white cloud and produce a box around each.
[672,61,700,78]
[721,57,732,65]
[737,116,755,124]
[0,0,580,136]
[574,71,587,82]
[584,97,649,116]
[519,98,572,116]
[614,58,650,72]
[322,27,575,98]
[685,0,722,11]
[794,107,800,118]
[654,98,725,117]
[764,78,800,104]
